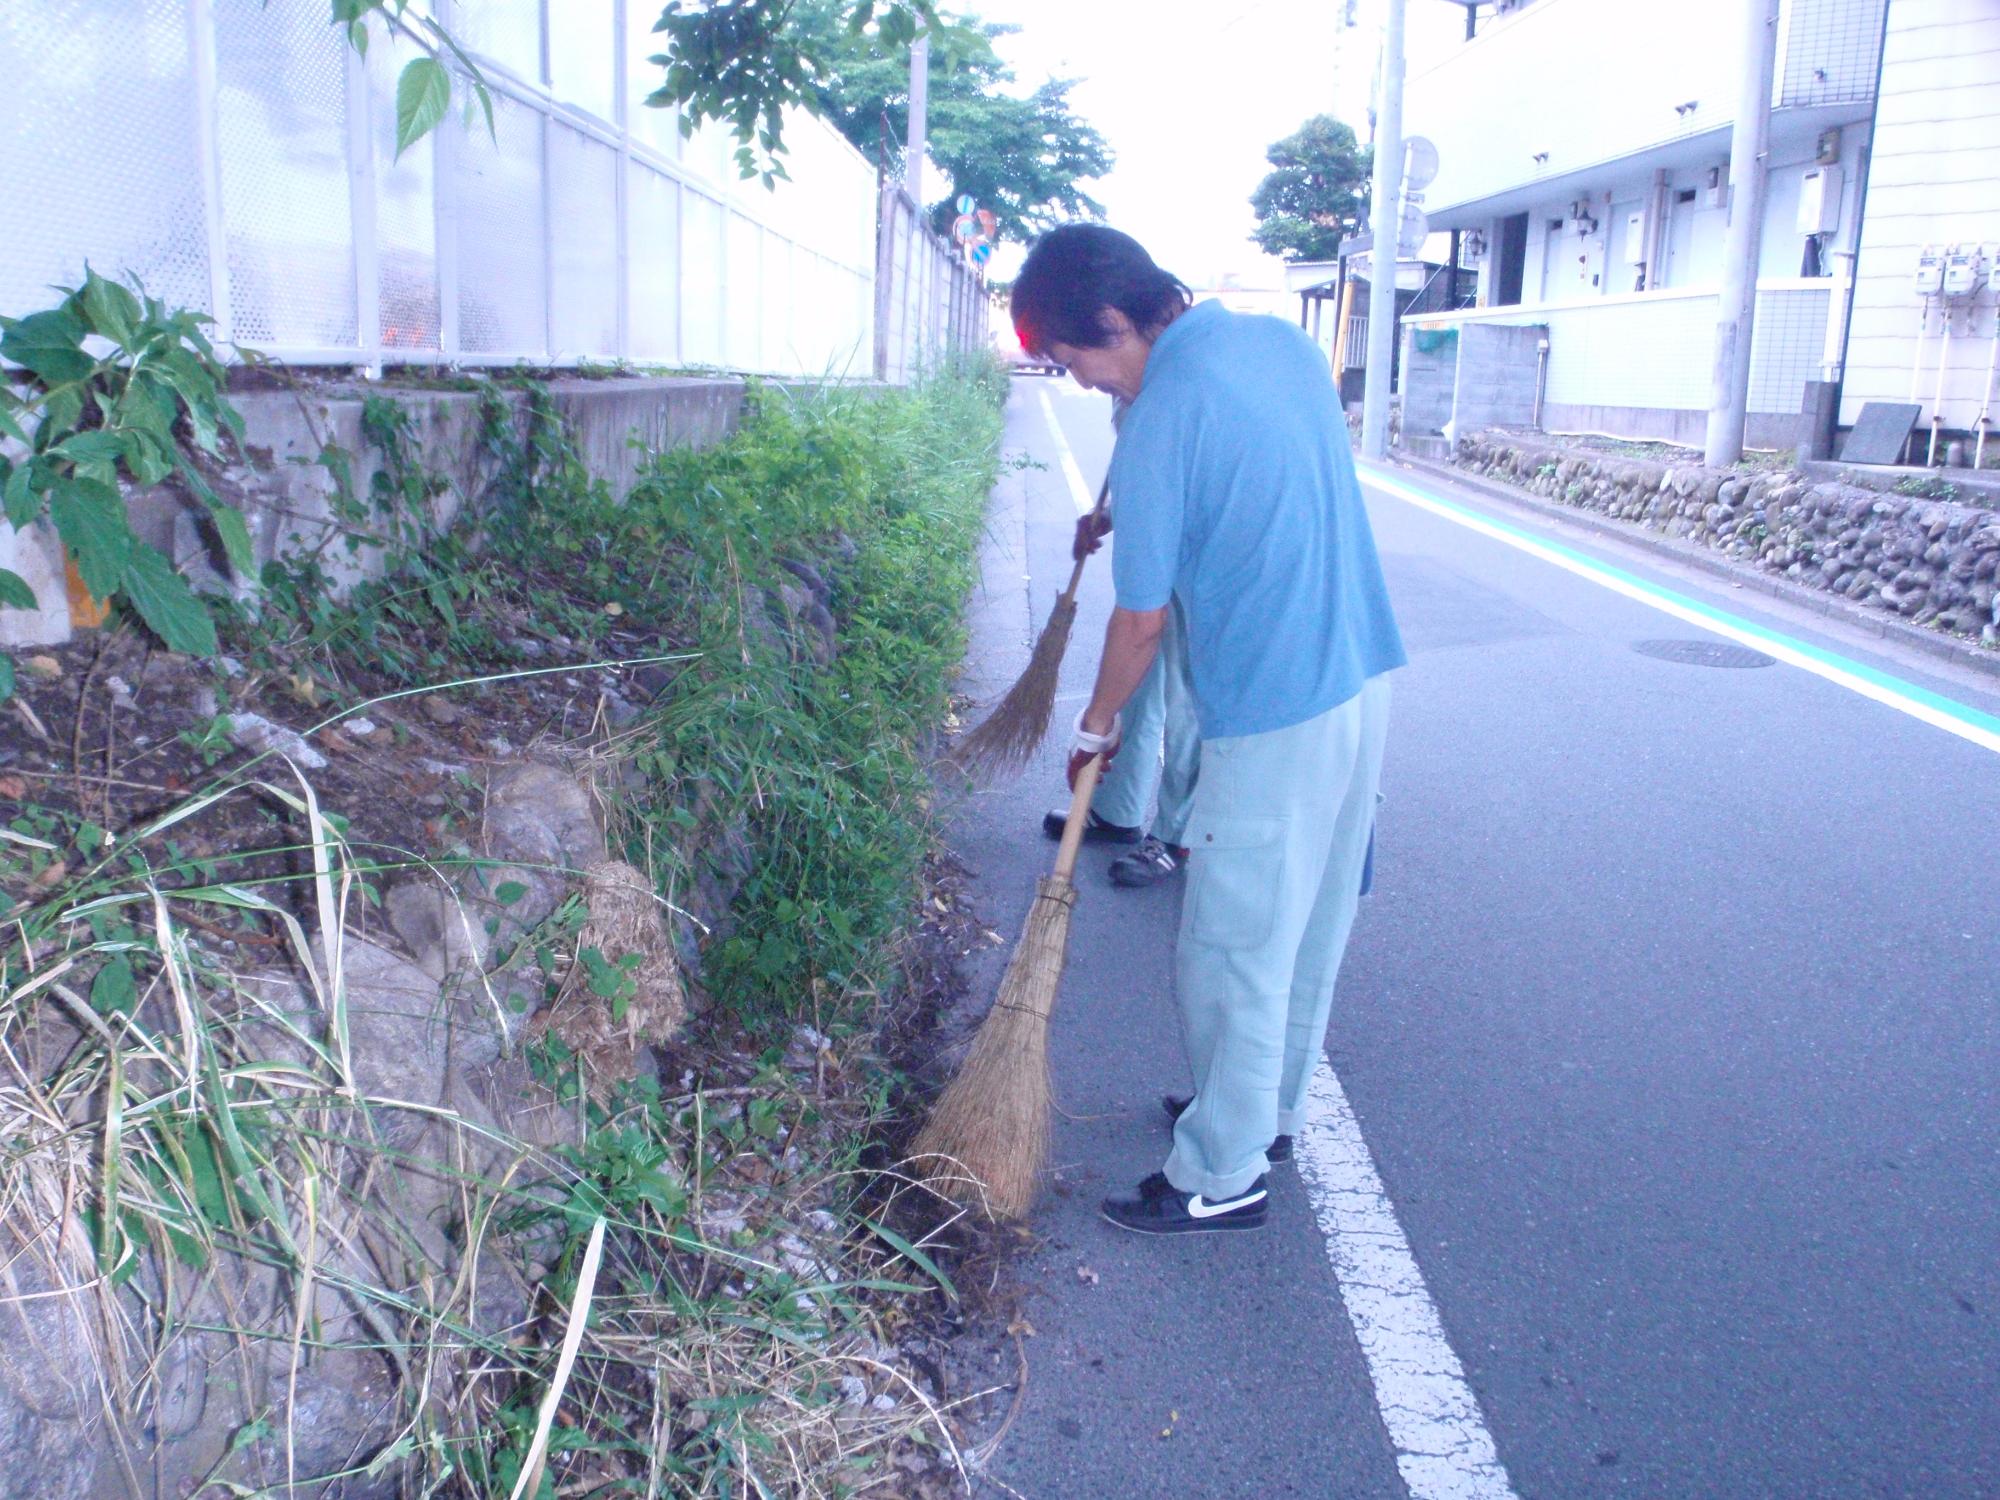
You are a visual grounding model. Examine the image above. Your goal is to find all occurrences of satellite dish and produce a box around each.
[1402,135,1440,192]
[1397,201,1430,256]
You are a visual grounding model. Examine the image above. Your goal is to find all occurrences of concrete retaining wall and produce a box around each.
[4,376,750,650]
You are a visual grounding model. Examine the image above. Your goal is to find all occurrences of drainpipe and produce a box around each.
[1827,0,1893,445]
[1928,298,1953,466]
[1976,305,1997,469]
[1533,335,1550,429]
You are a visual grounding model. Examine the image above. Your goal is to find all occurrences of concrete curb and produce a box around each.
[1385,450,2000,689]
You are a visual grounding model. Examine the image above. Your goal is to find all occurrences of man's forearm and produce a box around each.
[1081,605,1167,736]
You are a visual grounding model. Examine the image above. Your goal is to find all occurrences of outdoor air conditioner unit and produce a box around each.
[1703,165,1726,209]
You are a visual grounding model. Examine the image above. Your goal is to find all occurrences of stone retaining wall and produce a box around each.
[1451,431,2000,646]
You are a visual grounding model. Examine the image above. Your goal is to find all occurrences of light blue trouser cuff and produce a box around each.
[1163,675,1392,1201]
[1093,599,1198,840]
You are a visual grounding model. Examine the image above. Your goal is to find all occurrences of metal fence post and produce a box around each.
[613,0,632,362]
[186,0,232,345]
[539,0,556,360]
[873,177,894,379]
[344,40,382,376]
[434,0,461,361]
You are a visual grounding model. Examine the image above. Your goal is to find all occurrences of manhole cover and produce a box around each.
[1632,638,1776,669]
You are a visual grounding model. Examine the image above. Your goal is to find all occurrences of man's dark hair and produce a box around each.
[1011,224,1192,356]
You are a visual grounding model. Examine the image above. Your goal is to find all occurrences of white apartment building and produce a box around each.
[1396,0,2000,462]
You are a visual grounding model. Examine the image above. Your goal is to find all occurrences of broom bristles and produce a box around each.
[948,593,1078,780]
[911,874,1077,1219]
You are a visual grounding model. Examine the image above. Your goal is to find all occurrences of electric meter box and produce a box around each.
[1941,245,1984,298]
[1914,246,1944,296]
[1986,244,2000,293]
[1797,166,1843,235]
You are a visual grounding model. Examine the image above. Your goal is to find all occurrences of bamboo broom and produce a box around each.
[949,480,1110,780]
[912,753,1106,1219]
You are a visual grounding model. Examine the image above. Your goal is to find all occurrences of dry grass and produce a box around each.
[0,765,970,1497]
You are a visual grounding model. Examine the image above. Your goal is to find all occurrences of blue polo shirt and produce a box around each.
[1108,300,1405,740]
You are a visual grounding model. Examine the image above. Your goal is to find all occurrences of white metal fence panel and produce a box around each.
[872,183,984,384]
[3,0,991,382]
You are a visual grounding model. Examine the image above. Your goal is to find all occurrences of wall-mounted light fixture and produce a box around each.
[1532,151,1549,165]
[1674,100,1699,117]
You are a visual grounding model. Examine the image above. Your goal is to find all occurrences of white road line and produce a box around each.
[1360,463,2000,759]
[1037,384,1096,514]
[1300,1058,1520,1500]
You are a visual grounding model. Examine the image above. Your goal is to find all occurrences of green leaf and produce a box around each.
[0,656,12,704]
[91,956,137,1016]
[78,269,141,347]
[120,546,217,656]
[1,462,37,528]
[494,880,528,906]
[205,501,256,578]
[0,569,37,611]
[48,475,130,600]
[0,308,92,385]
[394,57,452,158]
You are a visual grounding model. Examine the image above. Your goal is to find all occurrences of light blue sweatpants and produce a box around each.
[1093,599,1199,846]
[1165,674,1393,1200]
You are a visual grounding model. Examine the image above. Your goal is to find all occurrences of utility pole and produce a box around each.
[905,28,929,207]
[1360,0,1406,462]
[1703,0,1779,467]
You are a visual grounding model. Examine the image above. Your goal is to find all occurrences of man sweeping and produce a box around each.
[1011,224,1405,1236]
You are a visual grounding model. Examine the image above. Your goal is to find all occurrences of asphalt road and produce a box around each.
[944,377,2000,1499]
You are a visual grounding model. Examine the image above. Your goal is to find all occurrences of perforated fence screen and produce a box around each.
[2,0,986,378]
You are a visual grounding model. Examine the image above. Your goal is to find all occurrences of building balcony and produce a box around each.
[1408,0,1886,223]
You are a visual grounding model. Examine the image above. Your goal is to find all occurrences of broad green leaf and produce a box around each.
[48,475,130,599]
[0,655,12,703]
[91,955,137,1016]
[2,462,37,528]
[0,569,37,611]
[120,545,217,656]
[0,309,92,385]
[79,270,141,347]
[51,430,124,466]
[0,399,27,446]
[118,429,175,487]
[205,501,256,578]
[394,57,451,158]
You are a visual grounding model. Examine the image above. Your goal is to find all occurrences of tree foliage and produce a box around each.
[642,0,944,182]
[1249,114,1371,263]
[787,2,1112,240]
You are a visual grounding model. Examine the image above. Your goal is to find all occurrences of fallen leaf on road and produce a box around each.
[1160,1409,1178,1439]
[1005,1315,1036,1338]
[23,655,61,679]
[1074,1264,1098,1285]
[0,775,25,800]
[33,861,68,888]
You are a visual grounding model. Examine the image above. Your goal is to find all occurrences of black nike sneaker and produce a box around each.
[1100,1171,1270,1235]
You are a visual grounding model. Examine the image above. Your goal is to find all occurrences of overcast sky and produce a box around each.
[973,0,1465,285]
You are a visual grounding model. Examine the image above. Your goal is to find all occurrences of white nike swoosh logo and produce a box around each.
[1186,1187,1267,1219]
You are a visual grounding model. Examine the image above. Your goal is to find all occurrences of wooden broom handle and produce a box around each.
[1057,478,1112,606]
[1051,753,1106,884]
